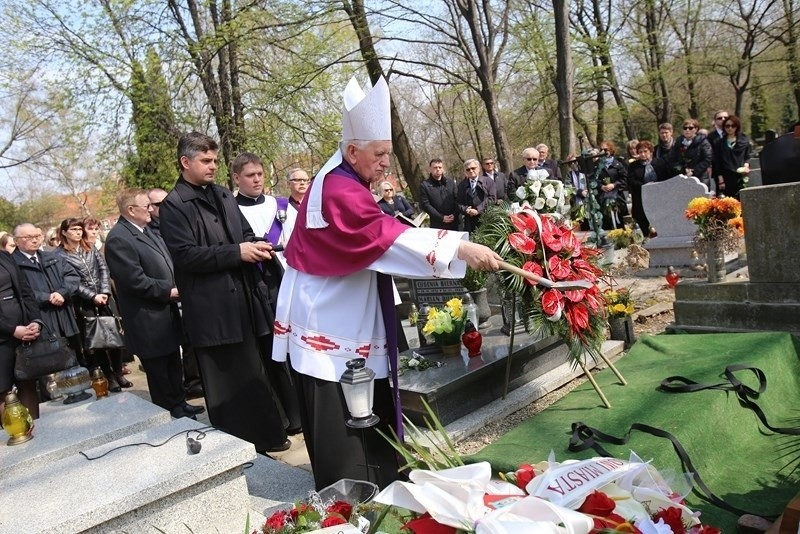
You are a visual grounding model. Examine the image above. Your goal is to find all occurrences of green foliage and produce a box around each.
[750,78,769,139]
[461,266,488,292]
[0,197,18,231]
[122,48,179,190]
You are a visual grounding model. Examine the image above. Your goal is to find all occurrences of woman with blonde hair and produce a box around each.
[55,218,130,391]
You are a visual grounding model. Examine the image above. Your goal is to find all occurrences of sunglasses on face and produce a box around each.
[683,126,696,130]
[524,157,537,161]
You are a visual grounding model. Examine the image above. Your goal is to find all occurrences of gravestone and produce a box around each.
[410,278,467,306]
[672,182,800,334]
[642,175,711,267]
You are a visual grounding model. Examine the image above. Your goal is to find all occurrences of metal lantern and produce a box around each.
[339,358,379,429]
[2,387,34,446]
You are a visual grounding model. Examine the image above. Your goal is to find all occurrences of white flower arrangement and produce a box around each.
[510,172,572,217]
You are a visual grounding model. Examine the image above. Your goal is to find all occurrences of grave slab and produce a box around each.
[0,417,255,534]
[0,391,171,481]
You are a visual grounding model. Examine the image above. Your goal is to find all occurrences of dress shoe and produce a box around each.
[116,374,133,388]
[182,402,205,415]
[170,406,197,420]
[285,426,303,436]
[185,383,204,400]
[107,375,122,393]
[263,439,292,453]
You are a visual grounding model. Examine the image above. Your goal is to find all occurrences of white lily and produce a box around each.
[516,186,527,200]
[534,197,546,210]
[542,183,556,199]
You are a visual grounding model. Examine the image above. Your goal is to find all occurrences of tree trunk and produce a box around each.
[342,0,425,196]
[553,0,575,160]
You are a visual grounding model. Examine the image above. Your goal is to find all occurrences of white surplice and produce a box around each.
[273,228,467,382]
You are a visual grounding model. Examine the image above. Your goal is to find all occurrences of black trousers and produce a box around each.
[295,373,400,490]
[259,336,302,432]
[139,350,185,411]
[195,333,288,452]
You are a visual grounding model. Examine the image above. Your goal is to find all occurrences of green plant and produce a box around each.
[461,266,487,292]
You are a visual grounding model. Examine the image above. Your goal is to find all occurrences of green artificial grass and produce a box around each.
[468,332,800,531]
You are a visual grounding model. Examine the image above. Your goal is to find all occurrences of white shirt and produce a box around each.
[273,228,467,382]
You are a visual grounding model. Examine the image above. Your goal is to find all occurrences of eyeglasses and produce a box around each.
[67,227,83,233]
[715,116,729,121]
[466,167,479,171]
[483,161,494,165]
[383,188,394,192]
[289,179,310,184]
[128,203,152,210]
[151,201,162,207]
[524,157,537,161]
[683,125,696,130]
[15,235,43,241]
[724,124,736,129]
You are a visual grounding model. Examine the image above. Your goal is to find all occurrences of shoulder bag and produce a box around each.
[83,306,125,351]
[14,320,79,380]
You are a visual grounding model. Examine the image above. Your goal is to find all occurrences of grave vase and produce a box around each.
[706,239,726,283]
[608,315,635,349]
[469,288,492,325]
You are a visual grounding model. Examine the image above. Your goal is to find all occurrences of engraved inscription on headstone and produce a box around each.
[410,278,467,305]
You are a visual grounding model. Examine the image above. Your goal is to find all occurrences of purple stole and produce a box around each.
[264,197,290,244]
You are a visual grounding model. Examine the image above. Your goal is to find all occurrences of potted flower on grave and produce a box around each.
[421,298,466,357]
[603,287,636,349]
[684,197,744,283]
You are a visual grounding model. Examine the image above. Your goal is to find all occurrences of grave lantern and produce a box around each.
[339,358,380,429]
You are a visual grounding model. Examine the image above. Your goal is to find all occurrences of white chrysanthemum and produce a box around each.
[542,183,556,199]
[516,186,527,200]
[534,197,546,210]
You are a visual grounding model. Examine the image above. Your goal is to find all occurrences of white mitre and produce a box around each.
[305,76,392,229]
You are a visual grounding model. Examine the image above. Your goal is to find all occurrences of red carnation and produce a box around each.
[514,464,536,490]
[653,507,686,534]
[509,232,536,254]
[402,512,458,533]
[290,502,310,521]
[522,261,544,286]
[321,515,348,528]
[326,500,353,521]
[541,289,565,319]
[264,510,289,531]
[578,490,616,516]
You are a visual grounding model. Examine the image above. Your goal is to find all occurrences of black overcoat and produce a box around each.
[105,217,183,359]
[12,249,79,338]
[159,178,273,348]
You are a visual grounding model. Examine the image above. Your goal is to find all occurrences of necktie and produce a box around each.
[470,180,476,192]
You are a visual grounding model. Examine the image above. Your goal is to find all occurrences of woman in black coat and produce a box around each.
[713,115,751,199]
[595,140,629,230]
[377,181,415,218]
[0,251,43,419]
[56,218,131,393]
[628,141,670,235]
[667,118,713,179]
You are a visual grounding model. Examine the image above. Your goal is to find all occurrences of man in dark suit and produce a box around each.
[419,158,459,230]
[507,147,551,198]
[536,144,562,181]
[11,224,82,364]
[456,159,495,233]
[160,132,290,454]
[105,189,203,420]
[481,156,508,204]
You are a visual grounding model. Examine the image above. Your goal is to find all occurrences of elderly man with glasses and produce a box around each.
[507,147,547,199]
[456,158,495,233]
[480,156,508,204]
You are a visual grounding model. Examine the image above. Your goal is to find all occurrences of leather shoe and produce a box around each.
[182,402,205,415]
[285,426,303,436]
[263,439,292,453]
[170,407,197,420]
[107,375,121,393]
[185,383,204,400]
[116,375,133,388]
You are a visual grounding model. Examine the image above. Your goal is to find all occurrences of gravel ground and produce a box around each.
[455,270,676,456]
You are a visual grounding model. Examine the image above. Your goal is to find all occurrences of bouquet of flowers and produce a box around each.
[422,297,466,346]
[606,228,636,250]
[684,197,744,254]
[474,206,607,362]
[603,287,634,319]
[511,170,572,216]
[261,493,365,533]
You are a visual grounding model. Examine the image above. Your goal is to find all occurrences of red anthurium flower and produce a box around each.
[511,211,538,234]
[509,232,537,254]
[564,287,586,302]
[579,490,616,516]
[548,256,572,280]
[572,258,602,282]
[582,285,603,312]
[514,464,536,490]
[402,513,458,534]
[541,289,565,320]
[540,222,563,252]
[652,507,686,534]
[566,302,590,333]
[522,261,544,286]
[562,231,582,257]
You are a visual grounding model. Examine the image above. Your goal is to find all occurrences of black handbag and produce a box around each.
[14,321,79,380]
[84,308,125,351]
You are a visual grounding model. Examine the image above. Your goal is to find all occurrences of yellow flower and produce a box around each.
[446,298,463,320]
[612,303,627,315]
[625,303,635,315]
